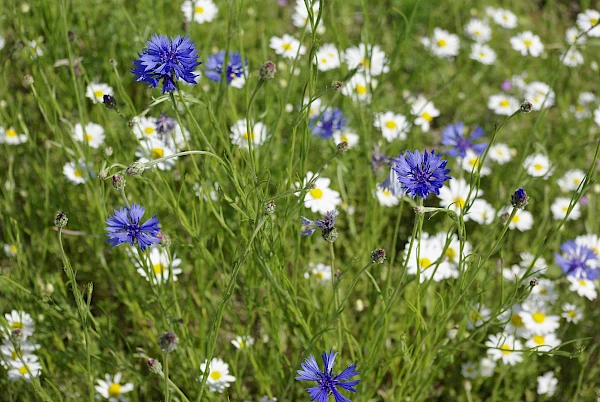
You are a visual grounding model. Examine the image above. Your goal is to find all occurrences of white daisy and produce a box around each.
[461,361,478,379]
[487,94,519,116]
[520,301,560,335]
[519,252,547,273]
[63,160,91,185]
[410,95,439,132]
[561,303,582,323]
[461,149,491,176]
[525,332,561,353]
[314,43,341,71]
[342,43,389,76]
[341,73,375,103]
[575,233,600,256]
[498,207,534,231]
[231,335,255,350]
[132,117,158,139]
[510,31,544,57]
[295,171,341,214]
[502,264,526,282]
[7,356,42,382]
[565,26,587,45]
[491,8,518,29]
[576,9,600,38]
[468,199,496,225]
[405,233,457,282]
[332,131,359,149]
[181,0,218,24]
[4,244,18,257]
[431,232,471,270]
[303,262,332,283]
[488,143,513,164]
[464,19,492,42]
[557,169,585,192]
[269,34,306,59]
[437,178,479,220]
[523,153,553,178]
[136,138,177,170]
[485,333,523,365]
[567,276,597,300]
[525,81,555,110]
[130,246,183,284]
[373,111,410,142]
[570,92,596,120]
[3,310,35,338]
[72,122,105,149]
[85,82,114,104]
[229,119,269,150]
[537,372,558,397]
[0,127,28,145]
[530,278,559,304]
[0,338,39,369]
[501,304,528,338]
[421,28,460,58]
[292,0,324,34]
[467,303,491,330]
[200,358,236,393]
[550,197,581,221]
[479,357,496,377]
[374,184,400,207]
[94,372,134,401]
[469,43,497,65]
[562,48,584,67]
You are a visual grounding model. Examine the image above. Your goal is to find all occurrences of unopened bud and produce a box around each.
[511,188,529,209]
[10,329,24,347]
[371,248,386,264]
[112,174,126,190]
[158,331,179,353]
[530,278,539,288]
[337,141,349,153]
[109,59,117,67]
[103,94,117,110]
[104,146,113,157]
[264,200,276,215]
[148,358,163,375]
[129,116,140,127]
[322,227,338,243]
[520,101,533,113]
[98,169,109,180]
[157,232,171,248]
[54,211,68,228]
[332,81,342,91]
[24,75,34,86]
[259,61,276,81]
[125,161,145,176]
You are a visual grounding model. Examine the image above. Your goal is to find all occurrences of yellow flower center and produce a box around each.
[360,58,370,68]
[19,365,29,375]
[321,58,328,63]
[152,148,164,159]
[511,314,524,327]
[144,127,155,135]
[445,248,457,261]
[419,257,432,269]
[437,39,447,47]
[153,263,166,274]
[453,197,465,208]
[568,311,575,318]
[93,90,104,98]
[500,344,512,354]
[11,351,18,360]
[282,43,292,51]
[539,288,547,294]
[502,14,509,21]
[11,321,24,329]
[385,121,397,129]
[533,335,545,345]
[578,279,587,286]
[242,131,254,141]
[593,247,599,255]
[470,311,481,321]
[523,40,533,46]
[195,6,205,13]
[562,206,568,212]
[533,164,543,171]
[341,135,348,142]
[511,214,520,223]
[315,272,324,279]
[356,85,367,95]
[474,30,480,36]
[500,100,509,107]
[108,383,121,397]
[469,158,479,167]
[210,371,222,381]
[309,188,323,199]
[9,245,17,254]
[238,340,245,348]
[421,112,432,122]
[479,52,485,58]
[591,18,598,25]
[532,312,546,323]
[74,169,83,178]
[383,189,391,197]
[84,133,93,141]
[7,128,18,137]
[572,178,581,184]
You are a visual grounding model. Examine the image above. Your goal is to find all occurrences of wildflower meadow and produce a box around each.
[3,0,600,400]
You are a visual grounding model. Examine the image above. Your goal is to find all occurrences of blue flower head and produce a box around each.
[309,108,347,139]
[555,240,599,280]
[296,350,360,402]
[301,210,337,237]
[205,51,247,84]
[105,204,161,251]
[441,122,487,158]
[132,35,201,94]
[392,149,451,199]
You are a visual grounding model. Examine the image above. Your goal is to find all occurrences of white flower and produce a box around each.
[520,301,560,335]
[132,117,158,139]
[85,82,114,104]
[181,0,218,24]
[562,48,584,67]
[405,233,458,282]
[461,361,478,379]
[73,122,105,149]
[488,143,513,164]
[292,0,324,34]
[341,73,374,103]
[431,232,471,269]
[468,199,496,225]
[499,207,534,231]
[525,332,561,353]
[479,357,496,377]
[7,356,42,382]
[510,31,544,57]
[410,95,439,132]
[570,92,596,120]
[0,36,5,50]
[4,244,18,257]
[537,372,558,397]
[501,304,528,338]
[63,160,91,185]
[437,178,475,218]
[332,131,359,149]
[491,8,518,29]
[94,372,134,401]
[29,40,43,57]
[561,303,582,323]
[314,43,341,71]
[3,310,35,339]
[295,171,341,214]
[576,9,600,37]
[567,276,597,300]
[129,246,183,284]
[373,111,410,142]
[525,81,555,110]
[136,138,176,170]
[374,184,400,207]
[467,303,491,330]
[550,197,581,221]
[422,28,460,58]
[342,43,389,76]
[565,26,587,45]
[487,94,519,116]
[557,169,585,192]
[229,119,269,149]
[575,233,600,256]
[0,338,39,369]
[502,264,526,282]
[485,333,523,365]
[231,335,255,350]
[529,279,558,304]
[595,107,600,127]
[461,149,491,176]
[0,127,28,145]
[269,34,306,59]
[469,43,496,65]
[200,358,236,393]
[523,153,553,178]
[303,262,332,283]
[464,19,492,42]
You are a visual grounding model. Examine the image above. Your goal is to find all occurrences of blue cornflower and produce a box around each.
[204,51,248,86]
[309,108,347,139]
[155,112,177,135]
[440,122,487,158]
[105,204,161,251]
[555,240,599,280]
[301,210,337,237]
[132,35,201,94]
[392,149,451,199]
[296,350,359,402]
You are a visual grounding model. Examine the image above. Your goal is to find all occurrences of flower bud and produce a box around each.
[259,61,276,81]
[148,358,163,375]
[10,329,24,347]
[530,278,539,288]
[109,59,118,67]
[112,174,126,190]
[54,211,68,228]
[125,161,145,176]
[159,331,179,353]
[332,81,342,91]
[322,227,338,243]
[337,141,349,153]
[24,75,34,86]
[104,146,113,157]
[129,116,140,127]
[157,232,171,248]
[520,101,533,113]
[371,248,386,264]
[103,94,117,110]
[264,200,276,215]
[511,188,529,209]
[98,169,109,180]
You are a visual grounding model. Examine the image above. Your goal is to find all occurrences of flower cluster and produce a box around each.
[1,310,42,382]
